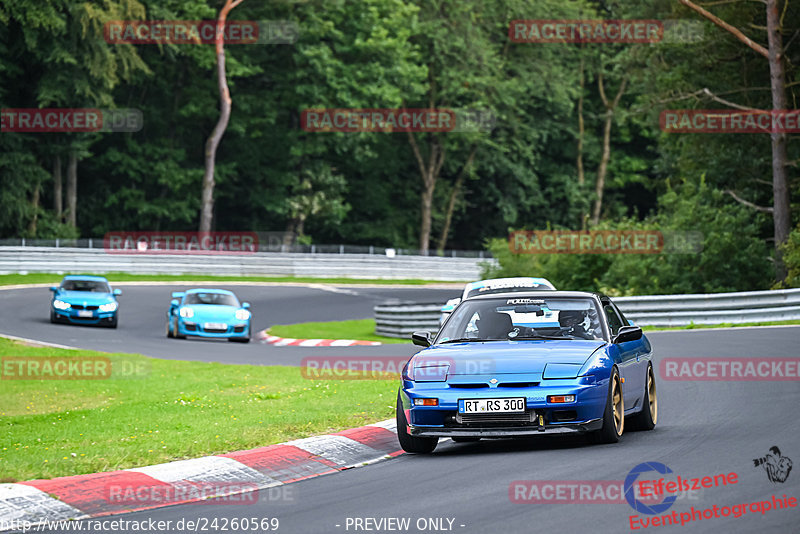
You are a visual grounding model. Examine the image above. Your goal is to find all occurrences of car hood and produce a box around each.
[182,304,242,321]
[55,291,115,304]
[412,340,606,376]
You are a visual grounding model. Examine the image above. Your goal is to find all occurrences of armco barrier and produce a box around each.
[0,247,494,281]
[374,289,800,337]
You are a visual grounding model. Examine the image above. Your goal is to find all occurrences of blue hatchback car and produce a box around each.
[397,291,657,453]
[49,275,121,328]
[166,289,251,343]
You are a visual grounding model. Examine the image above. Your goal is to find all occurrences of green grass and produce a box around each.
[641,319,800,331]
[0,337,399,482]
[0,273,452,287]
[268,319,409,344]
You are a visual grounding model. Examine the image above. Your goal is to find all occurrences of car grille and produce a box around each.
[203,327,228,333]
[455,410,535,425]
[71,304,99,310]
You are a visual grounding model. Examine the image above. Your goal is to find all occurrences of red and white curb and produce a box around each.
[0,420,399,530]
[257,331,381,347]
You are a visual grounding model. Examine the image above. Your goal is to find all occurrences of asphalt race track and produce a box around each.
[0,284,460,366]
[2,284,799,533]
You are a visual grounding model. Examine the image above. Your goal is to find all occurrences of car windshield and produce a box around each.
[61,280,110,293]
[437,296,605,343]
[183,292,239,306]
[465,283,552,299]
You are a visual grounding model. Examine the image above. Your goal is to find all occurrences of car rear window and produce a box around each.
[61,280,110,292]
[183,293,239,306]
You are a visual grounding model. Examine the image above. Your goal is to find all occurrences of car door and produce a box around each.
[602,300,641,412]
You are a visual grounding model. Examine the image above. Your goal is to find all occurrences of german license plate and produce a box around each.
[77,310,93,318]
[204,322,227,330]
[459,398,525,414]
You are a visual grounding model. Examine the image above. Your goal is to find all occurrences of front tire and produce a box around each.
[50,310,58,324]
[396,392,438,454]
[107,315,118,329]
[166,320,173,338]
[629,364,657,431]
[590,367,624,444]
[229,336,250,343]
[173,320,185,339]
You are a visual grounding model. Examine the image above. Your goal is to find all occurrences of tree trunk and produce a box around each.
[766,0,791,281]
[577,57,585,188]
[591,73,627,226]
[408,131,444,254]
[199,0,244,233]
[437,146,477,252]
[577,56,587,230]
[53,155,62,221]
[66,151,77,228]
[28,183,40,236]
[678,0,792,281]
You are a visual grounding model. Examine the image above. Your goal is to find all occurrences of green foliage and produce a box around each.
[783,224,800,288]
[485,178,772,295]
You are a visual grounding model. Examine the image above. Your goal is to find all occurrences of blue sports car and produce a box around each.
[397,290,656,453]
[49,275,122,328]
[166,289,251,343]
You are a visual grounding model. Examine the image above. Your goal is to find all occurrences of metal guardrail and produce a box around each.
[0,247,494,281]
[374,289,800,337]
[0,238,491,259]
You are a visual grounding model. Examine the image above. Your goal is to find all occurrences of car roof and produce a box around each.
[466,290,605,301]
[464,277,555,292]
[62,275,109,282]
[185,288,235,295]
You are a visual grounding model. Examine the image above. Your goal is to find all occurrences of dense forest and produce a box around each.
[1,0,799,293]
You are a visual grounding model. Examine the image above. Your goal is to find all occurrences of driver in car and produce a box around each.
[557,310,596,340]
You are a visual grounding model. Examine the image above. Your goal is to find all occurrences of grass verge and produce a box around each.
[268,319,409,344]
[0,337,398,482]
[0,273,453,287]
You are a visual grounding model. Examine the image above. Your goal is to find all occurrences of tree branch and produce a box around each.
[724,189,774,212]
[679,0,769,58]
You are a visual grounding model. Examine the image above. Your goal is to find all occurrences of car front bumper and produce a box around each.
[53,308,116,325]
[400,377,608,437]
[177,319,250,338]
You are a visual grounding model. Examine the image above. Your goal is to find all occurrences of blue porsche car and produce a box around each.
[397,291,656,453]
[49,275,121,328]
[166,289,251,343]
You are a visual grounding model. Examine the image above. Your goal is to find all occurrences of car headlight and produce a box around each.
[235,309,251,321]
[179,307,194,318]
[411,364,449,382]
[99,302,118,313]
[53,300,70,310]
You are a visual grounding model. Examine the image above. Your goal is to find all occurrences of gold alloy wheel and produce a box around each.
[612,373,624,436]
[647,367,657,424]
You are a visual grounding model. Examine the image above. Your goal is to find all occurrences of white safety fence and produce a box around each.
[374,289,800,337]
[0,247,493,281]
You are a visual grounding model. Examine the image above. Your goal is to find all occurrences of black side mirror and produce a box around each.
[613,325,643,344]
[411,331,432,347]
